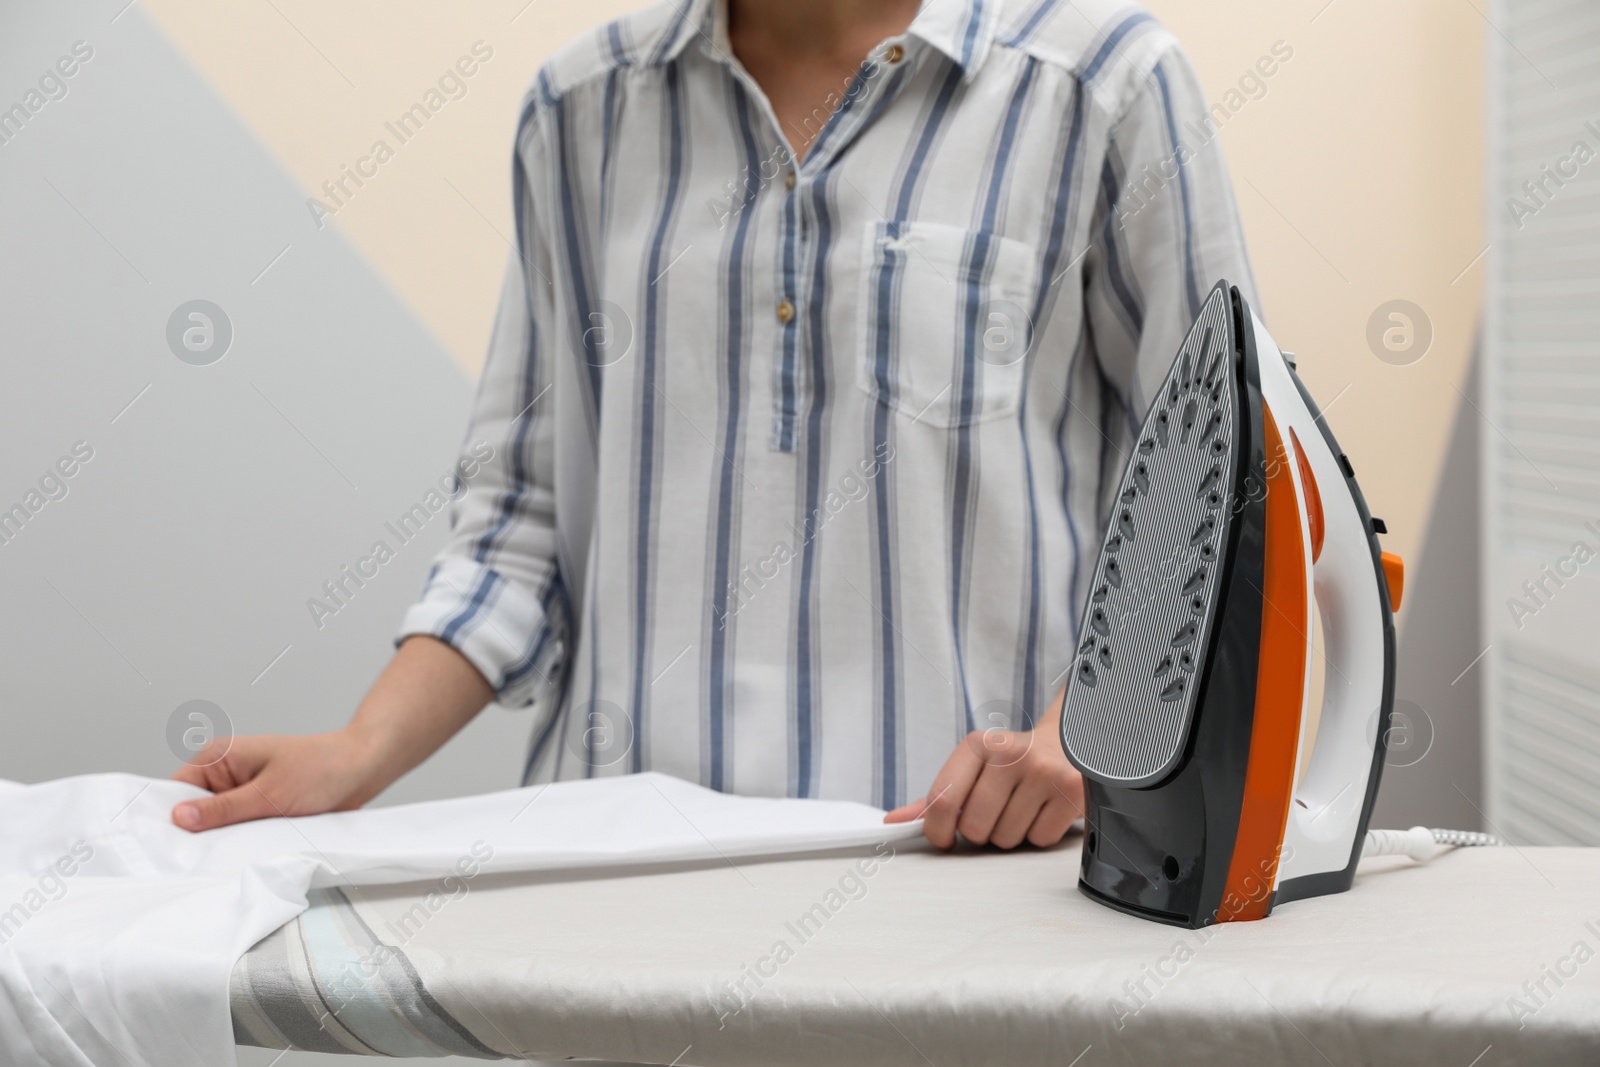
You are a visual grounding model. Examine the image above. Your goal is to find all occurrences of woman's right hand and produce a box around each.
[169,635,496,832]
[170,729,386,831]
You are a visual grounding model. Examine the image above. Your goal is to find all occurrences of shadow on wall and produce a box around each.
[1372,343,1483,833]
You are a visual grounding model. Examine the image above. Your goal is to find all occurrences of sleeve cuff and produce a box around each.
[396,558,565,709]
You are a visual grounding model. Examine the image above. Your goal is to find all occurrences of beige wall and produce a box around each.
[145,0,1484,571]
[142,0,646,378]
[1146,0,1484,573]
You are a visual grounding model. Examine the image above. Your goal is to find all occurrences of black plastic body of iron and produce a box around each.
[1067,284,1397,929]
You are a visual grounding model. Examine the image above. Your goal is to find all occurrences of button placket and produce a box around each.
[771,46,909,451]
[763,42,911,452]
[770,140,804,451]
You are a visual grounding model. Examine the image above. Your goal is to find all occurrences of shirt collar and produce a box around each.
[652,0,1000,81]
[904,0,1001,80]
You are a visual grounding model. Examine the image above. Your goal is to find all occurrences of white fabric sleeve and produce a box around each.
[1084,41,1260,421]
[397,128,568,710]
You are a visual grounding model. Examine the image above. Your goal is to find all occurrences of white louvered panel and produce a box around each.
[1484,0,1600,844]
[1500,651,1600,844]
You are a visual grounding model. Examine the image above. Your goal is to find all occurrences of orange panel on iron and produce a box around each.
[1218,406,1309,923]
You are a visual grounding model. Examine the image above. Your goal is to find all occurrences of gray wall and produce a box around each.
[1372,352,1485,833]
[0,1,532,808]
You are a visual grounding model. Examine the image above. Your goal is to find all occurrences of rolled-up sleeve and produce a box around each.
[397,120,568,710]
[1084,40,1259,420]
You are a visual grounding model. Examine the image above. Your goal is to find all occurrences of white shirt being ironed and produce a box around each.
[0,772,921,1066]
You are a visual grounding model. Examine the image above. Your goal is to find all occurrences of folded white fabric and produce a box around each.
[0,771,921,1066]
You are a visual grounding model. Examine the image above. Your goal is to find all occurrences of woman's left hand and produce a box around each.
[883,689,1083,849]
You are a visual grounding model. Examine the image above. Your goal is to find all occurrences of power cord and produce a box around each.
[1361,826,1502,862]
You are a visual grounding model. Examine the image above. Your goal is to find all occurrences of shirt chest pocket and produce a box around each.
[855,220,1040,428]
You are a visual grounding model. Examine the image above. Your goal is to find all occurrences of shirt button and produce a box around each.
[784,170,796,190]
[777,299,795,324]
[884,43,905,64]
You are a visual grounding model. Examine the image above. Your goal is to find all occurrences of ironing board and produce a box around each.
[230,837,1600,1066]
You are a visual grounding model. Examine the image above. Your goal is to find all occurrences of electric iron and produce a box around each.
[1057,280,1410,928]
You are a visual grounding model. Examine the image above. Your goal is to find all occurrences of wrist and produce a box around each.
[334,719,402,794]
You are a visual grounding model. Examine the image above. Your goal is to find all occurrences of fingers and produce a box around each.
[883,798,927,824]
[986,774,1051,849]
[170,760,208,790]
[954,760,1023,846]
[170,737,237,790]
[171,737,273,832]
[1028,795,1081,847]
[952,726,1042,846]
[942,725,1086,850]
[1018,762,1085,848]
[173,781,282,832]
[1049,763,1085,814]
[919,737,987,849]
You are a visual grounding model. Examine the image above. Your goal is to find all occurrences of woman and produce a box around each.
[173,0,1256,850]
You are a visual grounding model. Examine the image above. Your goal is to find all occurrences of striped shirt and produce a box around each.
[398,0,1258,809]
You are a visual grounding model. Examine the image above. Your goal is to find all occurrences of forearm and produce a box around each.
[343,635,496,796]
